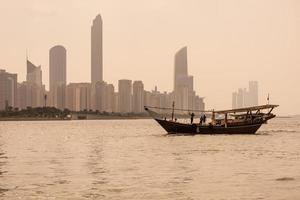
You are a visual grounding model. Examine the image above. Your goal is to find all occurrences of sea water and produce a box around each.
[0,117,299,199]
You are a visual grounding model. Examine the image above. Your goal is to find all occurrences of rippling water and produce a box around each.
[0,117,299,199]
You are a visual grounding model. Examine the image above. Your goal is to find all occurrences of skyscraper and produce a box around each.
[249,81,258,106]
[232,81,259,108]
[0,69,17,110]
[95,81,107,112]
[173,46,196,110]
[118,79,132,113]
[232,92,237,109]
[91,14,103,85]
[105,84,115,112]
[27,60,42,87]
[66,83,91,112]
[132,81,144,113]
[237,88,244,108]
[174,46,188,91]
[49,45,67,110]
[21,59,44,107]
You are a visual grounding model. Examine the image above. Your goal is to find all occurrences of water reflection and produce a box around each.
[84,135,108,199]
[0,143,8,197]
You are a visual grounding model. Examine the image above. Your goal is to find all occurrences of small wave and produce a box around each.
[256,131,271,135]
[258,129,297,134]
[0,188,9,194]
[276,177,295,181]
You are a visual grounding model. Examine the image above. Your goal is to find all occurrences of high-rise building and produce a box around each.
[18,81,41,109]
[20,60,44,108]
[232,81,259,108]
[232,92,237,109]
[0,69,17,110]
[91,14,103,85]
[114,92,119,113]
[118,79,132,113]
[173,47,199,110]
[27,60,42,87]
[91,14,103,111]
[174,46,188,91]
[66,83,91,112]
[105,84,115,112]
[95,81,107,112]
[237,88,244,108]
[49,45,67,110]
[132,81,144,113]
[249,81,258,106]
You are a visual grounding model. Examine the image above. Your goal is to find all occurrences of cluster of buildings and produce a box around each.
[0,14,205,113]
[232,81,259,109]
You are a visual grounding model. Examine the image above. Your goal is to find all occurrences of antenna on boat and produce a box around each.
[171,101,175,121]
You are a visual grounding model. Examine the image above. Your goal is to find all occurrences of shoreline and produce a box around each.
[0,116,152,121]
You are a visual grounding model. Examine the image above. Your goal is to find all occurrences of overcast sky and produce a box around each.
[0,0,299,115]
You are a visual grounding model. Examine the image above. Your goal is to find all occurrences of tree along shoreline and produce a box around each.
[0,107,151,121]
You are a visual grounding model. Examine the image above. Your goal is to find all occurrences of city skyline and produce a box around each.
[1,0,299,115]
[0,42,205,114]
[0,11,205,114]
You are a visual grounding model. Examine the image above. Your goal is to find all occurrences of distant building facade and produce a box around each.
[118,79,132,113]
[95,81,107,112]
[27,60,42,87]
[49,45,67,110]
[105,84,115,112]
[18,81,42,109]
[0,69,17,110]
[18,60,44,108]
[173,47,204,111]
[232,81,259,108]
[132,81,144,113]
[249,81,258,106]
[66,83,91,111]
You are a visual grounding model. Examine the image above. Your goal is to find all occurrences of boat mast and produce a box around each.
[171,101,175,121]
[212,110,215,125]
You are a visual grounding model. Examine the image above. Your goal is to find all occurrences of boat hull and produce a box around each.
[155,119,263,135]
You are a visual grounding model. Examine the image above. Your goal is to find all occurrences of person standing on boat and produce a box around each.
[200,114,203,125]
[203,114,207,124]
[190,112,195,124]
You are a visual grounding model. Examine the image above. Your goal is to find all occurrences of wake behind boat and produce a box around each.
[145,104,278,135]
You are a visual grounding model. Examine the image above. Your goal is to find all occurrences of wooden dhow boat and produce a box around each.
[145,103,278,135]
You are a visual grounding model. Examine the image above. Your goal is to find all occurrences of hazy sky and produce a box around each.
[0,0,299,115]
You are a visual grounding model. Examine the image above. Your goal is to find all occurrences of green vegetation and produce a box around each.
[75,109,149,117]
[0,107,71,119]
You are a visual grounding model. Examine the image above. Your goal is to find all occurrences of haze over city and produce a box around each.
[1,0,299,115]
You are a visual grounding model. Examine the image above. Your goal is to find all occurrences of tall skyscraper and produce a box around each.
[173,46,197,110]
[174,46,188,91]
[118,79,132,113]
[49,45,67,110]
[27,60,42,87]
[91,14,103,85]
[249,81,258,106]
[132,81,144,113]
[0,69,17,110]
[20,59,44,108]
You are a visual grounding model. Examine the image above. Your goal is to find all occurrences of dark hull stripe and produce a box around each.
[155,119,263,135]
